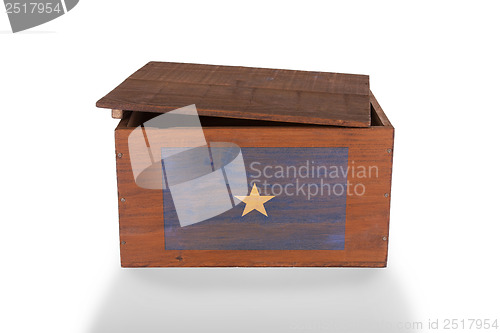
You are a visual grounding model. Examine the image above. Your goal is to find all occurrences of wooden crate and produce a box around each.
[97,62,394,267]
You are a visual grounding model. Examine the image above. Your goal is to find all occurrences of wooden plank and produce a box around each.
[111,109,123,119]
[114,106,393,267]
[98,62,371,127]
[370,90,393,128]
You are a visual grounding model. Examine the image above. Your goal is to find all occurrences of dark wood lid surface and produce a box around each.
[97,62,370,127]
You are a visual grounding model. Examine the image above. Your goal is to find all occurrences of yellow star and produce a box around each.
[234,184,275,217]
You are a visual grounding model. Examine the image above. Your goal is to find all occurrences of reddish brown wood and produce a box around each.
[113,98,393,267]
[98,62,371,127]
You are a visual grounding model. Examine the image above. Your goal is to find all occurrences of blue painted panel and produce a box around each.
[163,147,348,250]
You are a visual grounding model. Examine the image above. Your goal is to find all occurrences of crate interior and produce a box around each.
[120,103,385,129]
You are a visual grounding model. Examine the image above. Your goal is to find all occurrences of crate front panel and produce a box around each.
[115,126,393,267]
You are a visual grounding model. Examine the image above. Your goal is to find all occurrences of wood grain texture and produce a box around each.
[98,62,371,127]
[113,96,393,267]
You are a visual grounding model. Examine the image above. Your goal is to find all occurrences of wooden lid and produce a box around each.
[97,62,371,127]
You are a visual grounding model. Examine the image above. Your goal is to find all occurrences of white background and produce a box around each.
[1,1,499,332]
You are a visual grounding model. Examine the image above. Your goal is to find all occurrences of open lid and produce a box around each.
[96,62,371,127]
